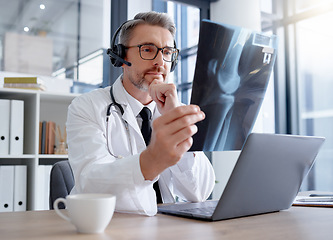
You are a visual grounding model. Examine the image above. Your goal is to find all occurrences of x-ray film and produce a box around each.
[190,20,278,151]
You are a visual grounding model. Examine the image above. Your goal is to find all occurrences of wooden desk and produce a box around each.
[0,207,332,240]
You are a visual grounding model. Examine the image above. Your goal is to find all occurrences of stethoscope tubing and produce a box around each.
[106,86,133,158]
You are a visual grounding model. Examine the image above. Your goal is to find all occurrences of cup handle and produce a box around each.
[54,198,71,222]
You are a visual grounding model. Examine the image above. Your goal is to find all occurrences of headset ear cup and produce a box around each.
[117,44,126,62]
[111,44,125,67]
[108,46,120,67]
[108,48,116,66]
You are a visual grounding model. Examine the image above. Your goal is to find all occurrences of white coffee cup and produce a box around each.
[54,193,116,234]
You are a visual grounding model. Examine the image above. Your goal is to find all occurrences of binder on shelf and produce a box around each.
[0,99,10,155]
[36,165,52,210]
[0,166,14,212]
[13,165,27,211]
[44,165,52,209]
[9,100,24,155]
[36,165,45,210]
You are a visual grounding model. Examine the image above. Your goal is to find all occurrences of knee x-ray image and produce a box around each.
[190,20,278,151]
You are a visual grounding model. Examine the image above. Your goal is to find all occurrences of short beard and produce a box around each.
[129,76,148,92]
[129,67,163,92]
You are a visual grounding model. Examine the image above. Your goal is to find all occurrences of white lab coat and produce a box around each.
[66,76,215,216]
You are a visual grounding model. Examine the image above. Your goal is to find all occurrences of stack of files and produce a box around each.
[0,165,27,212]
[293,194,333,207]
[3,77,46,91]
[39,121,56,154]
[0,99,24,155]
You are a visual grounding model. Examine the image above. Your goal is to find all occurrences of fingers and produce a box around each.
[152,105,205,148]
[175,134,194,155]
[172,124,197,149]
[140,104,205,180]
[155,105,204,126]
[149,80,178,114]
[153,115,200,150]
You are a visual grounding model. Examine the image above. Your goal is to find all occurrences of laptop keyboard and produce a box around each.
[180,207,216,216]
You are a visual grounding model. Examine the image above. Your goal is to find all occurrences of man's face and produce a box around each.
[122,24,174,93]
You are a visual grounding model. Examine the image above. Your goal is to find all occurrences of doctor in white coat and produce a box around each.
[66,12,215,216]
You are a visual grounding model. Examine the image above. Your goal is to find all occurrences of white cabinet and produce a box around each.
[0,88,79,210]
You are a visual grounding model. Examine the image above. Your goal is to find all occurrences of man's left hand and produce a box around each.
[149,79,179,115]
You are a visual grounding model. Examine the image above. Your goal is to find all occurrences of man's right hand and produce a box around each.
[140,105,205,180]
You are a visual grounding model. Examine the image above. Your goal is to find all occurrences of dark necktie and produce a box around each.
[139,107,152,146]
[139,107,162,203]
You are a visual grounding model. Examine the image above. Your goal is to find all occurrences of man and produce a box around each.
[66,11,215,216]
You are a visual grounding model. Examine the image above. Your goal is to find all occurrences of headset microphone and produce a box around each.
[107,48,132,66]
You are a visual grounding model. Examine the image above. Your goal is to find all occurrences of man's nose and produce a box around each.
[153,49,164,66]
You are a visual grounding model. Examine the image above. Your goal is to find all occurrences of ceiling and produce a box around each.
[0,0,78,36]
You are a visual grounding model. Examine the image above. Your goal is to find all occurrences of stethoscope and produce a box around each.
[106,85,133,159]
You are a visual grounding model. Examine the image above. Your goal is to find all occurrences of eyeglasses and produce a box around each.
[125,44,179,62]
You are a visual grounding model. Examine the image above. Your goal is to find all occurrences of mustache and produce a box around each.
[144,66,165,74]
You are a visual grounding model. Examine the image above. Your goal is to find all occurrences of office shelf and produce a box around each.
[0,88,79,210]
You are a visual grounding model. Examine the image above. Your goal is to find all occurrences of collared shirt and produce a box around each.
[122,87,155,129]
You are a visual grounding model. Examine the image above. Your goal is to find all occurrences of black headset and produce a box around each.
[107,20,178,72]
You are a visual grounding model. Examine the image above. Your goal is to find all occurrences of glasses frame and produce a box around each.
[125,44,179,62]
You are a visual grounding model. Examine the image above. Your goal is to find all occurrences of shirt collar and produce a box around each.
[121,84,156,119]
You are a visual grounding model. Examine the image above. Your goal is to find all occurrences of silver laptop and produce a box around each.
[158,133,325,221]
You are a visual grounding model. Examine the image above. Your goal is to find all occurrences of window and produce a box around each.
[262,0,333,191]
[168,2,200,104]
[153,0,204,104]
[296,10,333,190]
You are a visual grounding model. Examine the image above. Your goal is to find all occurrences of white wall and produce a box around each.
[210,0,261,31]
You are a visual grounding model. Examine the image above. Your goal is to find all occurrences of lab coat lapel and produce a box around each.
[122,107,141,135]
[113,78,146,151]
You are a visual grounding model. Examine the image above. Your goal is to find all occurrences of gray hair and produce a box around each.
[119,11,176,46]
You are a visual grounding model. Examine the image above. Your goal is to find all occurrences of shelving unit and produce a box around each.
[0,88,79,210]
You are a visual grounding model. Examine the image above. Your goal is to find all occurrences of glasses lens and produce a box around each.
[162,47,177,62]
[139,45,157,60]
